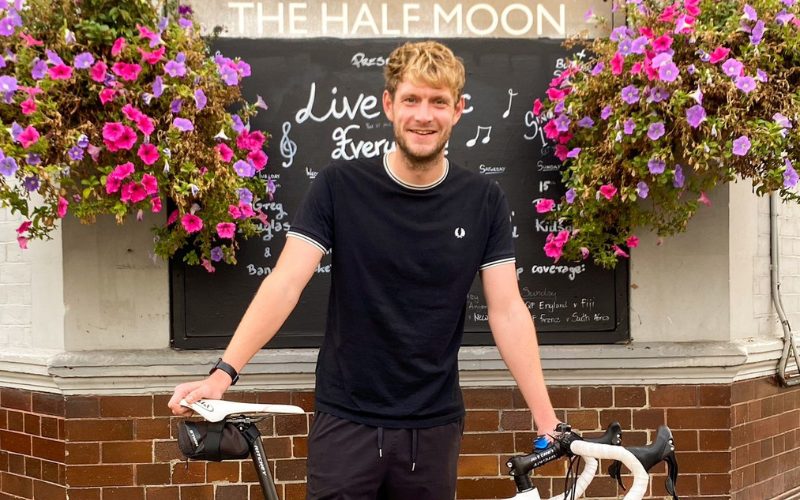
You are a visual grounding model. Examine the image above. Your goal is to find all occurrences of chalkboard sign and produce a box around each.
[170,38,629,349]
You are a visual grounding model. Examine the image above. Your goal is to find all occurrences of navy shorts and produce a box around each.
[306,412,463,500]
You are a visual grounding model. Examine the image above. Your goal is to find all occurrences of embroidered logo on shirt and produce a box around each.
[454,227,466,238]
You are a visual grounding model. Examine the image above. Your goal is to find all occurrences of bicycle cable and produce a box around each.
[562,454,581,500]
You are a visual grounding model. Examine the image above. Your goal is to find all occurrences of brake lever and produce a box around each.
[608,426,679,499]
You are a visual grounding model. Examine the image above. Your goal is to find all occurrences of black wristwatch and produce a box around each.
[209,358,239,385]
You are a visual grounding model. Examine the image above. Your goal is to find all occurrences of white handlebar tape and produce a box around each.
[568,440,649,499]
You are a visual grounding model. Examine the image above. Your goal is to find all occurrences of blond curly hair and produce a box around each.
[384,41,466,100]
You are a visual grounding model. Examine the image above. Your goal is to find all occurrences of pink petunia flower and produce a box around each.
[216,222,236,239]
[141,174,158,194]
[111,162,135,180]
[138,46,165,65]
[48,64,73,80]
[112,62,142,82]
[90,61,107,82]
[612,245,629,258]
[709,47,731,64]
[216,143,234,162]
[610,52,624,75]
[120,182,148,203]
[536,199,556,213]
[18,126,40,148]
[533,99,543,116]
[626,235,640,248]
[248,150,268,171]
[103,123,137,151]
[99,88,116,105]
[136,115,155,136]
[20,98,36,115]
[698,191,711,206]
[599,184,617,200]
[105,175,122,194]
[239,202,255,219]
[17,221,32,235]
[17,236,28,249]
[57,196,68,218]
[181,213,203,233]
[228,204,242,219]
[122,104,144,121]
[137,143,159,165]
[111,37,126,57]
[150,197,162,213]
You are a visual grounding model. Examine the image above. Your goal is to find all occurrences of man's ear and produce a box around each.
[382,90,394,121]
[452,95,465,125]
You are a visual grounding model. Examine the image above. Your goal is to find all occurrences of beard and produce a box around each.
[393,128,450,170]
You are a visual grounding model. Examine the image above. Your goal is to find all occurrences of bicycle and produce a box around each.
[178,399,680,500]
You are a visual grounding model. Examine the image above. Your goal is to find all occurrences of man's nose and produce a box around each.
[414,101,434,122]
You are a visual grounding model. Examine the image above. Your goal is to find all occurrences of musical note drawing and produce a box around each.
[502,88,518,119]
[466,125,492,147]
[280,121,297,168]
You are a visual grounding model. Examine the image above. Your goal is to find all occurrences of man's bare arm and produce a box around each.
[481,263,560,435]
[168,237,324,415]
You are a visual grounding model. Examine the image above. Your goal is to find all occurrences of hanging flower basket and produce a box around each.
[0,0,272,272]
[536,0,800,267]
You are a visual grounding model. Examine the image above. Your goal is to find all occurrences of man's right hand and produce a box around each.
[167,370,232,417]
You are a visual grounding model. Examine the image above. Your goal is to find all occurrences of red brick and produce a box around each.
[667,408,729,429]
[650,385,698,407]
[284,483,307,500]
[463,388,514,409]
[32,436,65,462]
[65,419,134,441]
[293,436,308,458]
[102,486,146,500]
[7,409,23,431]
[33,479,66,500]
[599,408,632,430]
[41,416,60,439]
[256,392,291,404]
[134,418,171,440]
[136,463,171,485]
[548,387,579,408]
[457,477,516,499]
[465,410,499,432]
[263,436,292,459]
[102,441,153,464]
[290,392,315,412]
[152,395,173,418]
[1,430,32,454]
[461,433,515,454]
[65,396,100,418]
[100,396,153,418]
[171,460,205,484]
[275,414,308,436]
[671,429,698,451]
[24,413,40,436]
[581,386,612,408]
[677,451,731,473]
[176,484,213,499]
[614,386,646,407]
[564,409,598,430]
[67,487,102,500]
[216,484,249,500]
[66,464,135,487]
[458,455,498,477]
[699,430,731,451]
[25,456,42,479]
[144,485,178,500]
[207,461,240,482]
[66,442,100,465]
[154,440,183,462]
[1,388,32,411]
[500,410,531,431]
[2,472,33,498]
[32,392,65,416]
[275,458,306,481]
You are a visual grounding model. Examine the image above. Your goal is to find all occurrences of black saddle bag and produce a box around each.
[177,420,252,461]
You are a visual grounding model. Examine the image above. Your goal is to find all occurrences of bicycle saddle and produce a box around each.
[180,399,304,422]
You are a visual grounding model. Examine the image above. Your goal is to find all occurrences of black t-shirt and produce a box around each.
[287,154,515,428]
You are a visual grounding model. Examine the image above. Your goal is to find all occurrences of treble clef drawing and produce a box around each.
[280,121,297,168]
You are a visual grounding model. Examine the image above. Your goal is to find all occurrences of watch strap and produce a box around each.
[209,358,239,385]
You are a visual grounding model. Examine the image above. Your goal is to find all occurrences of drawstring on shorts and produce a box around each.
[376,426,419,471]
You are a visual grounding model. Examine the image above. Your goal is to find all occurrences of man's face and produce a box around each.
[382,79,464,167]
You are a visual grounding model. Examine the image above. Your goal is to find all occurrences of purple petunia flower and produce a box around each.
[178,4,194,15]
[231,114,246,134]
[23,175,39,192]
[750,20,765,44]
[554,101,566,114]
[219,64,238,86]
[577,116,595,128]
[31,58,47,80]
[0,74,16,93]
[238,188,253,204]
[647,87,670,103]
[170,98,182,114]
[687,64,696,75]
[10,121,22,142]
[0,156,18,176]
[210,246,223,262]
[631,36,648,54]
[722,59,744,77]
[554,114,571,132]
[621,85,640,105]
[735,76,757,93]
[610,26,631,42]
[158,16,169,31]
[784,159,798,188]
[658,62,679,82]
[164,59,186,78]
[233,159,255,177]
[647,122,665,140]
[173,117,194,132]
[756,69,768,82]
[743,4,758,20]
[651,52,673,68]
[68,146,84,161]
[77,134,89,148]
[732,135,751,156]
[152,76,164,97]
[673,164,685,188]
[776,10,795,24]
[686,104,707,128]
[648,158,666,174]
[773,113,792,129]
[26,153,41,165]
[618,39,633,56]
[565,188,576,204]
[624,119,636,135]
[73,52,94,69]
[178,17,192,29]
[0,17,16,36]
[783,0,796,6]
[45,49,64,66]
[591,62,605,76]
[601,105,613,120]
[194,89,207,111]
[236,60,251,77]
[637,181,649,198]
[567,147,581,158]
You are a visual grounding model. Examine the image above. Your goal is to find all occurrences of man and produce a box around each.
[169,40,560,499]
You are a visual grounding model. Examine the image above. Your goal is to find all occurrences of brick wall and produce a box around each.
[1,378,798,499]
